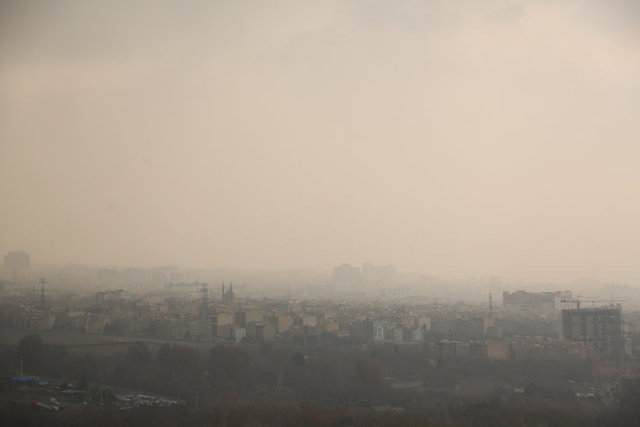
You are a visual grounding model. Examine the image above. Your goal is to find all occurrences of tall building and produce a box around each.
[3,251,31,277]
[221,282,236,305]
[562,307,623,360]
[503,290,571,313]
[332,264,361,284]
[97,268,119,287]
[362,262,396,284]
[191,283,211,341]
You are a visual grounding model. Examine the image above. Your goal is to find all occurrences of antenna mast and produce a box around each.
[39,278,46,309]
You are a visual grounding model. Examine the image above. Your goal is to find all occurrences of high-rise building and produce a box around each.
[3,251,31,276]
[221,282,236,305]
[562,307,623,360]
[332,264,361,284]
[503,290,571,313]
[190,283,211,341]
[362,262,396,284]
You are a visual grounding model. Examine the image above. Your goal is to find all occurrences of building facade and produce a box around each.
[3,251,31,276]
[562,307,623,360]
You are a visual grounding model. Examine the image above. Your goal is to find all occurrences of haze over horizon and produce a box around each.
[1,1,639,284]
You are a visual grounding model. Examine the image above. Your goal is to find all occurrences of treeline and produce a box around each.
[3,334,593,406]
[3,334,634,426]
[3,334,391,406]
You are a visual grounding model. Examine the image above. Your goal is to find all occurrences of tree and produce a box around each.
[291,352,306,366]
[127,341,150,367]
[16,334,44,373]
[157,343,196,368]
[355,359,385,387]
[79,373,88,390]
[209,345,250,381]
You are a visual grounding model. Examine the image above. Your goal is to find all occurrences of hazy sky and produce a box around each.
[1,0,639,283]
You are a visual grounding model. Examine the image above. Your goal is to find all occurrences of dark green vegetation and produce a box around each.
[2,334,639,426]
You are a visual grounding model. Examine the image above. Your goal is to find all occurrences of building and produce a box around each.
[24,310,55,330]
[486,339,508,360]
[3,251,30,276]
[85,312,110,334]
[416,316,431,331]
[465,341,487,358]
[439,340,464,358]
[221,283,236,304]
[245,322,276,342]
[277,314,293,334]
[189,315,212,341]
[302,314,317,327]
[411,327,425,342]
[562,307,623,360]
[95,289,123,308]
[503,290,571,313]
[217,311,234,326]
[372,320,386,342]
[332,264,361,284]
[362,262,396,284]
[97,268,119,287]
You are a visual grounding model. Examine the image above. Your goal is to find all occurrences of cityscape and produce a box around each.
[2,0,639,425]
[2,251,640,425]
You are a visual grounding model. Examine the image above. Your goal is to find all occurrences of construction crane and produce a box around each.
[560,297,624,310]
